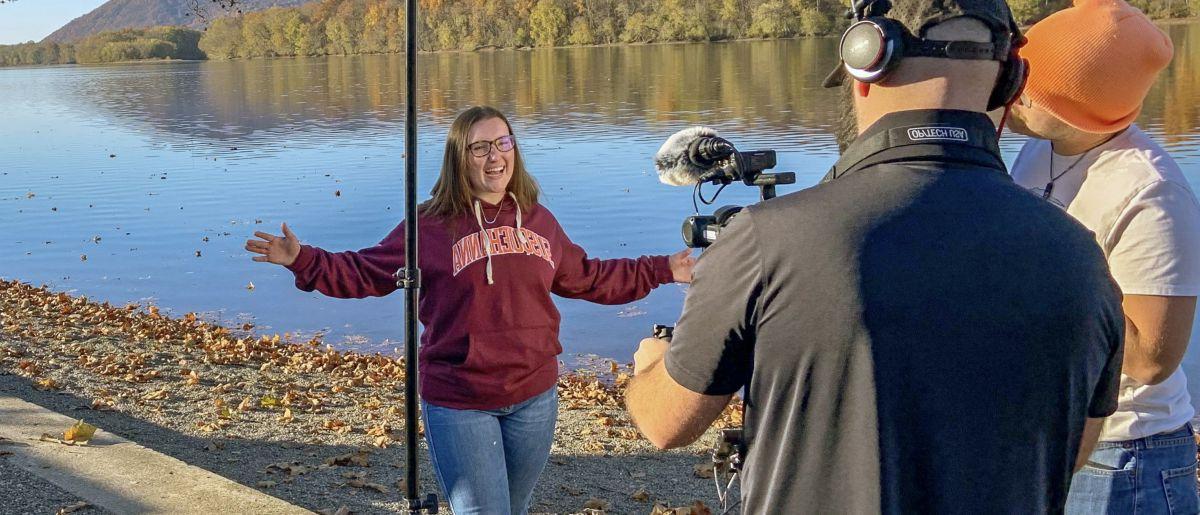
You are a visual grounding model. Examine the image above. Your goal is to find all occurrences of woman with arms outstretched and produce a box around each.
[246,105,693,514]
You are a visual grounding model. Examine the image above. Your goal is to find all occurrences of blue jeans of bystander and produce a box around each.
[421,386,557,515]
[1066,423,1200,515]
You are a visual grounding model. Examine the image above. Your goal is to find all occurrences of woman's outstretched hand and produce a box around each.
[245,223,301,266]
[669,248,696,283]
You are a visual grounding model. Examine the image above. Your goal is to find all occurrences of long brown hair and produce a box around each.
[421,106,540,219]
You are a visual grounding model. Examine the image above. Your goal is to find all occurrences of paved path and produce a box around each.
[0,395,313,515]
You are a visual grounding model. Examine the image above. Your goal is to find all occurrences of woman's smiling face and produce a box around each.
[465,117,515,204]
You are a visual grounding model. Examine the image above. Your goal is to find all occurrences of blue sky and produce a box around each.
[0,0,108,44]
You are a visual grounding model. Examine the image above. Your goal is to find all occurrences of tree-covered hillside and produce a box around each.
[43,0,309,43]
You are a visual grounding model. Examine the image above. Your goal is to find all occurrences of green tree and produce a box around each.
[529,0,568,47]
[655,0,711,41]
[621,11,656,43]
[747,1,796,38]
[200,17,243,59]
[567,16,594,45]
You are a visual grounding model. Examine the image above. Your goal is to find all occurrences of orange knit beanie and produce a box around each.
[1020,0,1173,133]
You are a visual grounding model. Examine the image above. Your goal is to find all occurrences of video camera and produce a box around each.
[654,128,796,247]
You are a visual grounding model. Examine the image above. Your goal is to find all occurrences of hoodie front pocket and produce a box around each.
[463,326,561,376]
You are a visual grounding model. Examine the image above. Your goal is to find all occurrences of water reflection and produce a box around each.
[1,26,1198,365]
[1147,24,1200,157]
[67,39,847,150]
[58,25,1200,161]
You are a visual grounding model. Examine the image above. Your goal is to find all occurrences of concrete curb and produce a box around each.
[0,395,313,515]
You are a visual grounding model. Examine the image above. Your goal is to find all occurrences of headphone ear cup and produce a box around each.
[988,54,1028,111]
[839,18,905,84]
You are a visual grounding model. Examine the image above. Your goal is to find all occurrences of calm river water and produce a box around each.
[2,26,1200,378]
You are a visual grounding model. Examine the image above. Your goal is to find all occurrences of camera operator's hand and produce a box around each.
[634,337,670,375]
[245,223,301,267]
[669,248,696,283]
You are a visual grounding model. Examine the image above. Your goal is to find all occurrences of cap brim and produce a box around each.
[822,61,847,88]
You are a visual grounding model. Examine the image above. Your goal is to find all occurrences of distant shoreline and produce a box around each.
[3,14,1196,69]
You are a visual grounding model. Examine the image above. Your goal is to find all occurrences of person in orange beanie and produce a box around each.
[1007,1,1200,513]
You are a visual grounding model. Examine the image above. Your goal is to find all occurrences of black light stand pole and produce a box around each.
[397,0,436,512]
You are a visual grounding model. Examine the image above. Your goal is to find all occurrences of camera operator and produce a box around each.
[625,0,1126,512]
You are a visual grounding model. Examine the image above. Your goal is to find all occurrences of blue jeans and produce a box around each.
[1066,424,1200,515]
[421,386,557,515]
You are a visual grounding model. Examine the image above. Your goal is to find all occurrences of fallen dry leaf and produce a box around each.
[142,389,169,401]
[34,377,61,390]
[256,480,277,488]
[90,397,116,411]
[583,498,610,510]
[323,419,351,434]
[652,501,713,515]
[631,487,651,502]
[324,451,369,467]
[62,419,98,444]
[693,462,715,479]
[266,461,312,476]
[56,501,90,514]
[196,421,222,432]
[237,396,254,412]
[277,408,294,423]
[39,433,74,446]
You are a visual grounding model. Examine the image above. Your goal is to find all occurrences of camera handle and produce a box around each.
[749,171,795,201]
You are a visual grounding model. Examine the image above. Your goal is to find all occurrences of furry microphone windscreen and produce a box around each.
[654,126,720,186]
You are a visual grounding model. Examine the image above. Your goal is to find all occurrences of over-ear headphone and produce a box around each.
[837,0,1028,111]
[987,27,1028,112]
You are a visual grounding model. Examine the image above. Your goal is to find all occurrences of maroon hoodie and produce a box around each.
[286,196,674,410]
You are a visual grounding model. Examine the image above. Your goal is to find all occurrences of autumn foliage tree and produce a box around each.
[4,0,1199,66]
[193,0,858,58]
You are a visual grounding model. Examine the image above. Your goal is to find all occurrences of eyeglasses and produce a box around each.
[467,135,516,157]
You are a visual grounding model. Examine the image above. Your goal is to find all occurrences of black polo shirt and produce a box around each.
[665,110,1124,514]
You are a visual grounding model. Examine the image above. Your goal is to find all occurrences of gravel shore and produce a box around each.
[0,457,108,515]
[0,279,741,514]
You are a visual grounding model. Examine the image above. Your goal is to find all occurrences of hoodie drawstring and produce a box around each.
[472,199,495,285]
[510,192,529,246]
[473,193,527,286]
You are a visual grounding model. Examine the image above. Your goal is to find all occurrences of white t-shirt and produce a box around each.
[1012,124,1200,441]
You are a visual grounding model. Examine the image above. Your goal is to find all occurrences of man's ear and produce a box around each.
[855,80,871,98]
